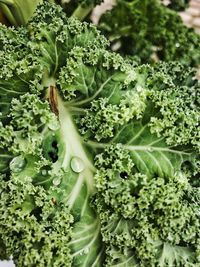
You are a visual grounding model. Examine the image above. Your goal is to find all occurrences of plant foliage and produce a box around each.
[0,2,199,267]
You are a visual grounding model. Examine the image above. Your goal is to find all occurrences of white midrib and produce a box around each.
[57,95,95,200]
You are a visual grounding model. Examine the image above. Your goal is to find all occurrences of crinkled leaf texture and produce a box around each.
[0,2,199,267]
[99,0,200,66]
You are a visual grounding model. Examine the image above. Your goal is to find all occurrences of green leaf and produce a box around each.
[109,121,193,178]
[0,3,199,267]
[28,5,108,77]
[105,246,139,267]
[0,150,13,173]
[0,0,43,26]
[157,243,196,267]
[99,0,200,66]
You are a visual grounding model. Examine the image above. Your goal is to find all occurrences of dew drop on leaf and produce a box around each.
[147,147,153,152]
[70,157,85,173]
[48,120,60,131]
[41,169,48,176]
[83,247,89,254]
[136,85,142,92]
[53,177,61,186]
[9,156,26,173]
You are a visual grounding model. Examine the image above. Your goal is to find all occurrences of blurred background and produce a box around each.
[179,0,200,33]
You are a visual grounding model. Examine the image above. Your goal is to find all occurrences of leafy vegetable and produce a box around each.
[58,0,104,20]
[166,0,189,11]
[99,0,200,66]
[0,0,46,25]
[0,2,199,267]
[0,0,103,26]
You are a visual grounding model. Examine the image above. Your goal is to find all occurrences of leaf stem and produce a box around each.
[0,0,46,25]
[71,4,94,21]
[85,140,191,155]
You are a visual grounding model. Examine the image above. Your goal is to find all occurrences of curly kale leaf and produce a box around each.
[166,0,190,11]
[99,0,200,66]
[0,2,199,267]
[0,3,107,266]
[57,36,200,266]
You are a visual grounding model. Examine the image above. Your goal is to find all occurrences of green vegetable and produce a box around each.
[99,0,200,66]
[0,0,46,25]
[166,0,189,11]
[0,2,199,266]
[57,0,103,21]
[0,0,103,26]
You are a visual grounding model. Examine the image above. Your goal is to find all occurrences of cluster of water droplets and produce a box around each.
[39,156,85,187]
[9,154,85,188]
[52,157,85,186]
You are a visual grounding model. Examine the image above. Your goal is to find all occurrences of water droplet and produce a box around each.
[136,85,142,92]
[48,120,60,131]
[41,169,48,176]
[83,247,89,254]
[111,41,121,51]
[9,156,26,173]
[53,177,61,186]
[70,157,85,173]
[147,147,153,152]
